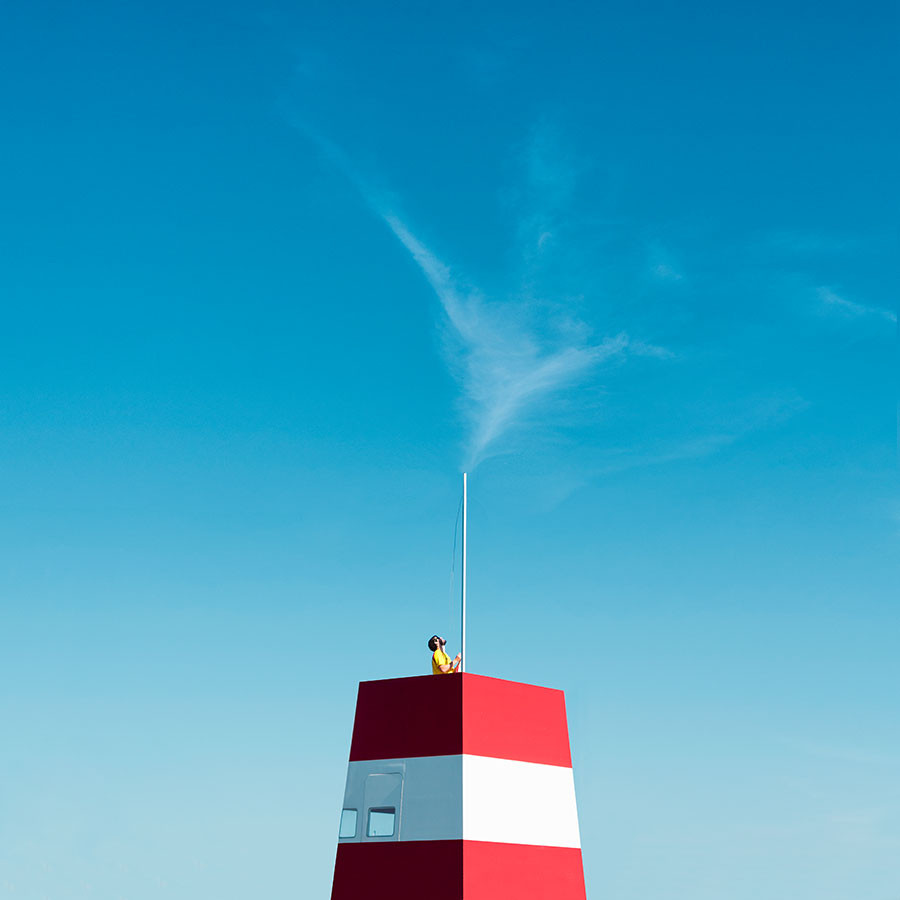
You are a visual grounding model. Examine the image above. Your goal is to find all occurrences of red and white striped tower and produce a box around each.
[331,672,586,900]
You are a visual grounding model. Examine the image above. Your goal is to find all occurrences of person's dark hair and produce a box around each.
[427,635,442,652]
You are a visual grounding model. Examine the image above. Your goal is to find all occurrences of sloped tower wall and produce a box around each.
[331,673,586,900]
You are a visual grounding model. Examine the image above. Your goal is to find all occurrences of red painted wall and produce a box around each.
[462,675,572,768]
[463,840,586,900]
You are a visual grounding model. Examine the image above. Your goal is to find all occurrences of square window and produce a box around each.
[366,807,396,837]
[339,809,358,839]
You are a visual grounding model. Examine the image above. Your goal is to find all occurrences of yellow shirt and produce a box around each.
[432,648,455,675]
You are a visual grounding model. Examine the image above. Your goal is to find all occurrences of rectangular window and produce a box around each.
[339,809,358,839]
[366,807,396,837]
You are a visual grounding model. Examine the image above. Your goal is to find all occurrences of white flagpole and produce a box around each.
[461,472,467,673]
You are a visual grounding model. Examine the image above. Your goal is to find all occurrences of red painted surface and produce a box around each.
[331,840,585,900]
[349,675,462,762]
[463,840,587,899]
[462,675,572,768]
[331,840,463,900]
[348,674,572,767]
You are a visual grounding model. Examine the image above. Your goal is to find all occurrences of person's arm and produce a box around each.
[450,653,462,672]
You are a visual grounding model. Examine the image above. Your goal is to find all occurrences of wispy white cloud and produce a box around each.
[646,241,685,283]
[384,214,661,468]
[510,122,578,269]
[594,434,737,474]
[294,120,671,470]
[817,286,897,324]
[592,392,807,475]
[652,262,683,282]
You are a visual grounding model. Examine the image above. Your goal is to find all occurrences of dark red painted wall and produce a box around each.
[349,675,463,762]
[331,840,463,900]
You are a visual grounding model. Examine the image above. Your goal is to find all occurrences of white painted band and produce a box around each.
[463,754,581,849]
[339,755,580,849]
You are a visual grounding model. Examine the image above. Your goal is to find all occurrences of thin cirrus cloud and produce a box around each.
[817,286,897,324]
[294,119,672,470]
[383,214,669,469]
[592,391,808,476]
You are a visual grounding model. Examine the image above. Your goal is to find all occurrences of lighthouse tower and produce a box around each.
[330,672,586,900]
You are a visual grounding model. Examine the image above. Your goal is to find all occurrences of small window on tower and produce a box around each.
[366,807,396,837]
[339,809,358,839]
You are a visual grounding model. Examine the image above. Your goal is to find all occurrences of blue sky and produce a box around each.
[1,0,898,897]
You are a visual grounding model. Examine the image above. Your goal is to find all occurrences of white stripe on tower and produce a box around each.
[462,754,581,848]
[341,754,580,849]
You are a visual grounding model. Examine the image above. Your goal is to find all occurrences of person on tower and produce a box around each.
[428,635,461,674]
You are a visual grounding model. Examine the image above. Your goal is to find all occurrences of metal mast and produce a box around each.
[461,472,467,672]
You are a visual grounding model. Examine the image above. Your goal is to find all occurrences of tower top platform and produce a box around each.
[349,672,572,768]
